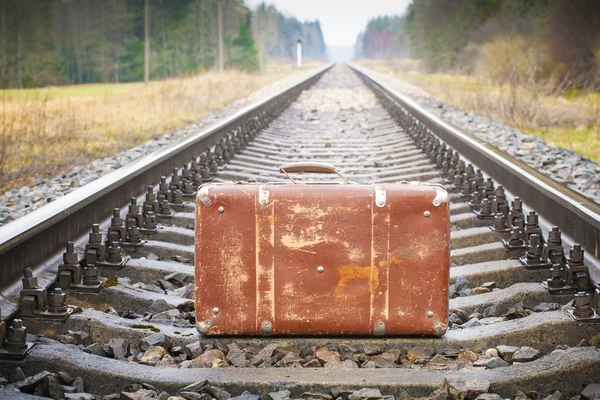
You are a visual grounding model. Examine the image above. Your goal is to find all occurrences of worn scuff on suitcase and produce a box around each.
[195,162,450,336]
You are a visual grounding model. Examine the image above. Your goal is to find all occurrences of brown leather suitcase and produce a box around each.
[195,162,450,336]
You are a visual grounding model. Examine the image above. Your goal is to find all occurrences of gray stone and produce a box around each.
[165,272,193,287]
[325,359,359,368]
[46,376,65,399]
[582,384,600,400]
[348,389,383,400]
[64,394,96,399]
[84,343,109,357]
[361,360,376,368]
[449,313,463,325]
[460,318,481,329]
[444,377,490,400]
[496,345,519,361]
[363,344,385,355]
[269,390,292,400]
[302,393,333,400]
[72,376,85,393]
[512,346,541,363]
[69,331,92,346]
[121,389,159,399]
[533,303,561,312]
[152,309,181,320]
[149,299,173,314]
[185,341,203,359]
[331,388,355,399]
[454,276,471,292]
[15,371,53,393]
[172,255,191,263]
[140,332,171,352]
[428,389,449,400]
[542,391,562,400]
[302,359,322,368]
[474,394,502,400]
[142,283,165,293]
[103,338,130,359]
[180,391,211,400]
[174,283,195,299]
[482,305,499,318]
[429,354,454,365]
[486,357,509,369]
[202,385,231,400]
[230,391,260,400]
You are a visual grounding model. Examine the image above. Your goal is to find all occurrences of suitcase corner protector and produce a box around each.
[198,185,213,207]
[196,320,211,334]
[433,320,448,336]
[433,186,449,207]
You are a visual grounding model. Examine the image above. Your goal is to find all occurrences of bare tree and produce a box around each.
[217,0,224,72]
[144,0,150,85]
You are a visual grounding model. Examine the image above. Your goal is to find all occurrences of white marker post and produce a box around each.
[297,40,302,68]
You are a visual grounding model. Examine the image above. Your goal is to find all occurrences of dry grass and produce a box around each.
[356,59,600,164]
[0,61,322,193]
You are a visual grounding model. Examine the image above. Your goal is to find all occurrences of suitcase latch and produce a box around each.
[375,185,386,208]
[259,185,270,206]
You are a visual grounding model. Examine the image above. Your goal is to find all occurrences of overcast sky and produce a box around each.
[246,0,411,47]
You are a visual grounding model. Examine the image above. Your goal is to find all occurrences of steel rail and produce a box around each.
[0,63,333,290]
[349,63,600,277]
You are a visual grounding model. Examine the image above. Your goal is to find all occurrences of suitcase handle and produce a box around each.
[279,162,349,184]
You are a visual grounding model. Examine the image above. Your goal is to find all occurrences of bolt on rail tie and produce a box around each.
[84,223,128,268]
[58,241,106,293]
[19,268,73,321]
[0,313,35,360]
[560,244,600,322]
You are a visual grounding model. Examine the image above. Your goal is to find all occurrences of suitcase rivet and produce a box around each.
[317,266,324,273]
[217,206,224,213]
[424,211,431,218]
[212,307,220,314]
[427,311,434,318]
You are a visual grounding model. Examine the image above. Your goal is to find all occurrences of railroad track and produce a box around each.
[0,63,599,400]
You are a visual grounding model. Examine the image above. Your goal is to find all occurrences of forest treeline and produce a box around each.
[0,0,327,88]
[355,0,600,88]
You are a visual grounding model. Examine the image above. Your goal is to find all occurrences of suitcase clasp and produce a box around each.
[259,185,270,206]
[375,185,386,208]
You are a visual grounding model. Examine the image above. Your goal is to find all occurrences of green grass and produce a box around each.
[357,60,600,163]
[527,126,600,162]
[0,81,142,100]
